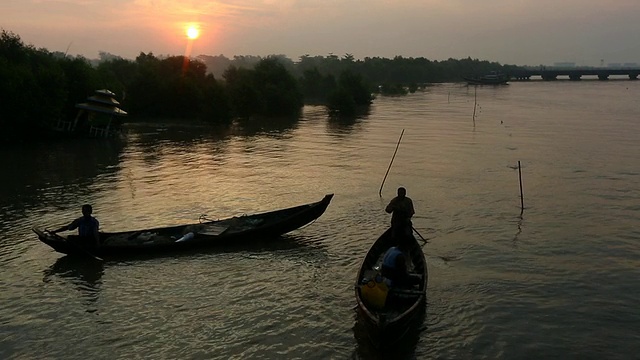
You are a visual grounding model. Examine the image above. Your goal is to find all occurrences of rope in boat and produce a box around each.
[198,214,216,223]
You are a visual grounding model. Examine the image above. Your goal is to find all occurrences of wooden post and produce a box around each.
[472,86,477,123]
[518,161,524,213]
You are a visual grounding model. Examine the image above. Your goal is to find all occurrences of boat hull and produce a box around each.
[354,227,428,348]
[355,295,426,346]
[34,194,333,258]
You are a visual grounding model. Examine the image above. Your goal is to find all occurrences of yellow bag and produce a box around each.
[361,278,389,310]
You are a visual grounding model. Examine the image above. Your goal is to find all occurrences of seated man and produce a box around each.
[380,238,420,288]
[51,204,100,247]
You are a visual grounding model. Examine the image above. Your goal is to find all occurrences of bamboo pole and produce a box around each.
[412,226,428,243]
[472,86,477,122]
[379,129,404,197]
[518,161,524,213]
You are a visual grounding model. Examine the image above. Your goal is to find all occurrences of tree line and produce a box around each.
[1,29,522,143]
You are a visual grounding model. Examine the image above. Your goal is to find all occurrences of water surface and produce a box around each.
[1,81,639,359]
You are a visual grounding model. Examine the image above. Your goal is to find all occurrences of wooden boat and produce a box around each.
[464,71,509,85]
[33,194,333,258]
[354,227,428,348]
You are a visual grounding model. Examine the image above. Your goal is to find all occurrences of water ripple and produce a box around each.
[2,83,640,358]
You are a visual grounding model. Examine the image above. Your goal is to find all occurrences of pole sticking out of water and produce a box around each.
[472,86,478,123]
[379,129,405,197]
[518,161,525,214]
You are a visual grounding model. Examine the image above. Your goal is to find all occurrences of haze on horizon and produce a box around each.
[2,0,639,67]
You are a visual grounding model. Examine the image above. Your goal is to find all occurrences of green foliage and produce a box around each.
[57,56,102,119]
[224,58,303,117]
[224,65,260,117]
[253,58,303,116]
[327,87,357,116]
[200,74,231,123]
[326,70,373,115]
[300,67,337,104]
[0,30,66,141]
[106,53,232,123]
[2,28,529,143]
[327,70,373,115]
[96,57,138,107]
[337,70,373,106]
[203,53,518,94]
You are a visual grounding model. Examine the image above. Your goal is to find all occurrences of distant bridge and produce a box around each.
[508,68,640,81]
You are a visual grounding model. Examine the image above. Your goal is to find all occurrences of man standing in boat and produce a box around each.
[51,204,100,247]
[385,187,415,241]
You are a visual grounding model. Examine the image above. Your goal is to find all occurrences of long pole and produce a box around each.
[472,86,477,122]
[518,161,524,213]
[412,226,428,243]
[379,129,405,197]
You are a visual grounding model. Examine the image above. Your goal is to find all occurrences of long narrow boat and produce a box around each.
[354,227,428,348]
[463,71,510,85]
[33,194,333,258]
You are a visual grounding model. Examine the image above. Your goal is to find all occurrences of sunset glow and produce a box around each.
[4,1,640,65]
[186,26,200,40]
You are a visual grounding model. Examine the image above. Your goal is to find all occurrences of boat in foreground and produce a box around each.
[33,194,333,258]
[354,228,428,348]
[463,71,510,85]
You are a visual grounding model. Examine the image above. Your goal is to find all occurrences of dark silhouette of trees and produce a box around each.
[2,28,527,142]
[202,53,516,98]
[0,30,66,142]
[100,53,231,123]
[300,67,336,104]
[327,70,373,115]
[253,58,303,116]
[223,65,261,118]
[57,56,102,119]
[222,57,303,117]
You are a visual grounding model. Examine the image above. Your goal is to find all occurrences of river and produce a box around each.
[1,80,639,359]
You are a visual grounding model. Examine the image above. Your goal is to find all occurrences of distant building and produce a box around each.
[623,63,638,68]
[553,62,576,68]
[607,63,622,68]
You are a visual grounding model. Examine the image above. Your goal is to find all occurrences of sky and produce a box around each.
[2,0,640,66]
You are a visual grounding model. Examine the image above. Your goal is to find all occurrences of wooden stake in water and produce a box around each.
[379,129,405,197]
[518,161,524,213]
[472,86,478,123]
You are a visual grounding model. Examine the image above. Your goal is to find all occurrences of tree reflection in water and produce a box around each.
[0,138,125,225]
[232,115,301,138]
[327,107,370,136]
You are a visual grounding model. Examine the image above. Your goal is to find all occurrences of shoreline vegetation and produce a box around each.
[1,29,522,143]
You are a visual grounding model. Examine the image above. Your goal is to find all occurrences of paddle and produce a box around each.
[45,230,103,261]
[412,226,428,243]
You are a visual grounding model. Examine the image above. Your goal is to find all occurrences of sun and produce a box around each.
[186,26,200,40]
